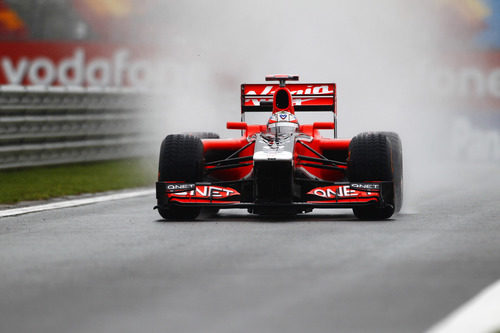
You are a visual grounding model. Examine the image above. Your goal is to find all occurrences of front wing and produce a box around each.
[156,180,392,210]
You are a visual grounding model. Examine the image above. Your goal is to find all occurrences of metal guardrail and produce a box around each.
[0,86,154,169]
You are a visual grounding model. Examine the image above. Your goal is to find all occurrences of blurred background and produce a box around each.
[0,0,498,206]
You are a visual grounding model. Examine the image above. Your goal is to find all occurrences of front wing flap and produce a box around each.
[156,181,391,210]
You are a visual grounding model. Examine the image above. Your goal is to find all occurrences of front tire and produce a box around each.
[348,132,403,220]
[158,134,204,220]
[186,132,221,216]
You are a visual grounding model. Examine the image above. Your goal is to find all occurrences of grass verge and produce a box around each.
[0,158,157,204]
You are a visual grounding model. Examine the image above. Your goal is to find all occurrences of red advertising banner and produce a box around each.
[0,41,164,87]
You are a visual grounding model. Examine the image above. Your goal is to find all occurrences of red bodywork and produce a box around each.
[158,76,386,212]
[203,124,350,182]
[203,80,348,182]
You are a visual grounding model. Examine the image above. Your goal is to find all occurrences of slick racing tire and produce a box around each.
[379,131,403,212]
[347,132,403,220]
[183,132,221,216]
[158,134,204,220]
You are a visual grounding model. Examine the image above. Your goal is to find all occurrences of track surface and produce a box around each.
[1,167,499,333]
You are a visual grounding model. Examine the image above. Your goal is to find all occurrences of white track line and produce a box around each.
[427,279,500,333]
[0,189,155,218]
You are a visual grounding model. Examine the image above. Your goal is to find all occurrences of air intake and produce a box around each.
[275,89,290,109]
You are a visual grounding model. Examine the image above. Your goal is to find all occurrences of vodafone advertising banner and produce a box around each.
[423,51,500,110]
[0,42,166,88]
[0,42,499,110]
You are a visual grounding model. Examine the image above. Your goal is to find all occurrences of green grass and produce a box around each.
[0,158,157,204]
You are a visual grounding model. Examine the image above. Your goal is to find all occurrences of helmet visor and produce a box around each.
[267,122,298,135]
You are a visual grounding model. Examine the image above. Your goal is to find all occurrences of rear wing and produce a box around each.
[240,82,337,137]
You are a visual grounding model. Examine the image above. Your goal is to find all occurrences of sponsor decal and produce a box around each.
[169,185,240,199]
[165,183,196,193]
[308,185,379,199]
[350,183,380,191]
[244,84,334,106]
[280,113,287,120]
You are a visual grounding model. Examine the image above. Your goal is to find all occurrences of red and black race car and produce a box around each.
[155,75,403,220]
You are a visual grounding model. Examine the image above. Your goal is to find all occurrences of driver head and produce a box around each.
[267,111,299,135]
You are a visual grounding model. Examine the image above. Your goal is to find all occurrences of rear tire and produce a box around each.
[158,134,204,220]
[348,132,403,220]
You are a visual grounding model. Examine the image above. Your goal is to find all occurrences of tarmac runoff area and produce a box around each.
[0,167,499,333]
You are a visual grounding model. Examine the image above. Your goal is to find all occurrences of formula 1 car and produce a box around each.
[155,75,403,220]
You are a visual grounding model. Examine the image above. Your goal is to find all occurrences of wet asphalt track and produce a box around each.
[1,166,499,333]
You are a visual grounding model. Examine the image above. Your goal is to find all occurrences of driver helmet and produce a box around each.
[267,111,299,135]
